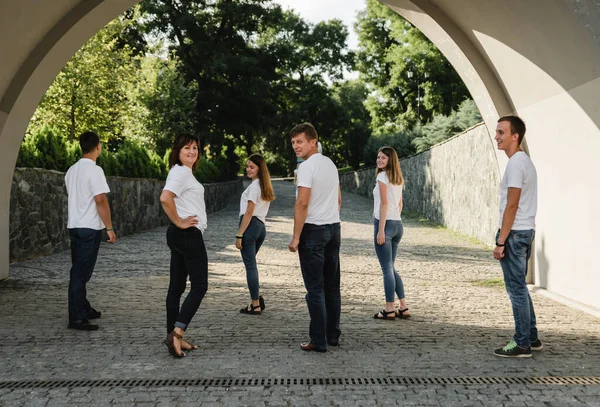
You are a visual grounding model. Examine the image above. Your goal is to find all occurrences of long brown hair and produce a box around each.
[248,154,275,202]
[376,146,404,186]
[169,133,201,171]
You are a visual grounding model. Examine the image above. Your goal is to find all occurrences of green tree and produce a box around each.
[28,17,140,143]
[355,0,471,133]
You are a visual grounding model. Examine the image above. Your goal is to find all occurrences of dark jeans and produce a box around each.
[373,219,405,302]
[298,222,341,349]
[497,229,538,348]
[68,228,102,323]
[239,216,266,300]
[166,224,208,333]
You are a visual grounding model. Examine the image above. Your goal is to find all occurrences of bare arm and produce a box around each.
[289,186,310,252]
[338,185,342,212]
[94,193,116,243]
[376,181,388,245]
[160,190,198,229]
[236,201,256,250]
[494,187,521,260]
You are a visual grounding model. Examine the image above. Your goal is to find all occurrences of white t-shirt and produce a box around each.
[239,179,270,223]
[65,158,111,230]
[499,151,537,230]
[373,171,403,221]
[163,164,207,232]
[296,153,340,225]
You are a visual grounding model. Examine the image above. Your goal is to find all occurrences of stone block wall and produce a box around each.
[340,123,500,245]
[9,168,242,262]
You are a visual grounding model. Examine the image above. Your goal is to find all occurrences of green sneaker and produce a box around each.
[530,338,543,351]
[493,340,532,358]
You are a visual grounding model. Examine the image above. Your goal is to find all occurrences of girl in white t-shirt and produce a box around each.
[160,134,208,358]
[237,154,275,315]
[372,146,411,320]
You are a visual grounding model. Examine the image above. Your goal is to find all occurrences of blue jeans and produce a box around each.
[239,216,266,300]
[68,228,102,323]
[298,223,341,349]
[166,224,208,333]
[497,229,538,348]
[374,219,405,303]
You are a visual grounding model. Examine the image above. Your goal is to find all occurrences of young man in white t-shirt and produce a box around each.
[65,131,116,331]
[493,116,541,358]
[288,123,342,353]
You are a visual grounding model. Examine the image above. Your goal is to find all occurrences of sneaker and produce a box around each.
[530,338,543,351]
[493,340,532,358]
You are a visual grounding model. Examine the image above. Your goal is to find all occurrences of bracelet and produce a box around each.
[496,242,505,247]
[236,234,243,239]
[106,227,114,232]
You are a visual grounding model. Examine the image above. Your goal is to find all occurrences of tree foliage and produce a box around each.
[355,0,472,134]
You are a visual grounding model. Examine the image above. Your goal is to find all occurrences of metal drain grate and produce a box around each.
[1,376,599,390]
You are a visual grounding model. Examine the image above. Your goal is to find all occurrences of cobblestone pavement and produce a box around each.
[1,180,599,406]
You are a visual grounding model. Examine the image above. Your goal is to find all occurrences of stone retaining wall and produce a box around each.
[9,168,242,262]
[340,123,500,245]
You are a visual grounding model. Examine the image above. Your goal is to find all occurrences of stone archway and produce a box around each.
[2,0,599,310]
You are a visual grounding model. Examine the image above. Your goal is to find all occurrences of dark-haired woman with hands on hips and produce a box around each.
[372,146,412,321]
[160,133,208,358]
[237,154,275,315]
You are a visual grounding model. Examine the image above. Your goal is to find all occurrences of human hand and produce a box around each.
[288,237,299,252]
[178,216,198,229]
[236,238,243,250]
[106,230,117,244]
[376,230,385,245]
[493,245,505,260]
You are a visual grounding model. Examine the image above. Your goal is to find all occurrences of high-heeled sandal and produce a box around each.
[180,338,198,351]
[240,303,262,315]
[164,331,186,358]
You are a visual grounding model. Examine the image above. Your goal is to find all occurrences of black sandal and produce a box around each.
[164,331,186,358]
[395,308,411,319]
[259,295,265,311]
[373,309,396,320]
[240,303,262,315]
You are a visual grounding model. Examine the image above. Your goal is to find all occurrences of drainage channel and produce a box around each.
[1,376,599,390]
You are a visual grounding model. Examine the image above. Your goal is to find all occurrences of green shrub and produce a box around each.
[17,126,78,171]
[194,156,221,183]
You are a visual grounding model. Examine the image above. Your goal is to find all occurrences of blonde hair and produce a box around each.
[248,154,275,202]
[376,146,404,186]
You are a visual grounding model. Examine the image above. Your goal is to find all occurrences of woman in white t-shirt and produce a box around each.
[160,134,208,358]
[237,154,275,315]
[372,146,411,320]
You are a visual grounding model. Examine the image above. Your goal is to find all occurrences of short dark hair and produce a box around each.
[79,131,100,154]
[498,115,526,145]
[169,133,201,171]
[289,123,318,141]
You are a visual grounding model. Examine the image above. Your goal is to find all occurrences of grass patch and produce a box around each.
[472,278,504,288]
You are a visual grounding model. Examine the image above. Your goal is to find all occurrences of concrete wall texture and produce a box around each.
[340,123,499,246]
[9,168,242,262]
[1,0,599,310]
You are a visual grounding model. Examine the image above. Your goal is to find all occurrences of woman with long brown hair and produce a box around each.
[160,133,208,357]
[236,154,275,314]
[372,146,412,320]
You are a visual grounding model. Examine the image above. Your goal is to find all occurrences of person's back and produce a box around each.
[299,153,340,225]
[66,159,108,230]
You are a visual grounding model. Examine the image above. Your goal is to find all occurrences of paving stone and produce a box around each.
[0,180,599,406]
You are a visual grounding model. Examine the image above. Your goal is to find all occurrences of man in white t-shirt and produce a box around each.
[288,123,341,353]
[492,116,541,358]
[65,131,116,331]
